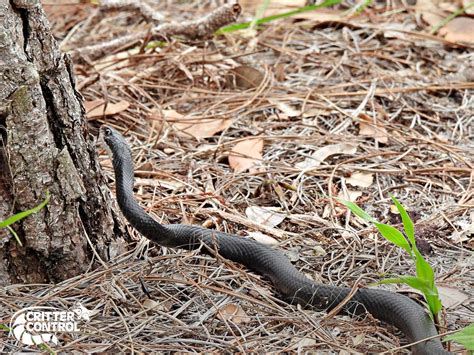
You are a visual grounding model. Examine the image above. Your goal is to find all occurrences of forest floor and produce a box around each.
[5,1,473,353]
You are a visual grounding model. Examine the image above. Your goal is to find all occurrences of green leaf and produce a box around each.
[216,0,343,34]
[374,223,412,255]
[389,194,416,248]
[425,293,442,316]
[377,276,441,316]
[378,276,429,292]
[0,323,11,331]
[414,251,435,286]
[0,192,50,229]
[6,225,22,247]
[444,323,474,350]
[337,198,378,223]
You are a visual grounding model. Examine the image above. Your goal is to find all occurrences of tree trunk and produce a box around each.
[0,0,127,285]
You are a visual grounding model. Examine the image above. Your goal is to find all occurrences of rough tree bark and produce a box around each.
[0,0,127,285]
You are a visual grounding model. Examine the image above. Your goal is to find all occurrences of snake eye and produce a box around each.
[103,127,112,137]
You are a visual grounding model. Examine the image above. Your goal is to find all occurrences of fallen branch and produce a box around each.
[70,3,241,63]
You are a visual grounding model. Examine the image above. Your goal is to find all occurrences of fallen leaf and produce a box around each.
[400,283,470,310]
[437,285,470,309]
[217,304,249,325]
[240,0,343,22]
[439,17,474,44]
[274,63,286,82]
[293,337,317,349]
[358,113,388,144]
[225,66,265,90]
[449,211,474,243]
[161,109,232,138]
[415,0,445,27]
[390,204,400,214]
[268,98,301,117]
[338,189,362,202]
[285,247,300,262]
[245,206,286,227]
[289,8,344,22]
[296,143,358,169]
[240,0,305,16]
[312,245,327,257]
[228,138,264,173]
[247,231,279,246]
[352,334,365,346]
[85,99,130,119]
[346,172,374,188]
[135,177,185,191]
[143,299,160,310]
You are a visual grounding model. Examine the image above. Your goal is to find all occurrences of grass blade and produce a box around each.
[390,194,416,247]
[338,198,377,223]
[374,223,412,255]
[216,0,343,34]
[0,192,50,229]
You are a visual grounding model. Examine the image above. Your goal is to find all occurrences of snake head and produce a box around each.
[101,125,124,149]
[100,125,132,161]
[100,125,116,146]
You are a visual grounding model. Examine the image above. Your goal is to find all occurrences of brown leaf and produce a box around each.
[274,63,286,82]
[85,99,130,119]
[240,0,305,15]
[228,138,264,173]
[358,113,388,144]
[247,231,279,246]
[338,189,363,202]
[439,17,474,44]
[296,143,358,169]
[399,284,469,309]
[217,304,249,325]
[415,0,445,26]
[225,66,265,90]
[437,285,470,308]
[346,172,374,188]
[245,206,286,228]
[162,109,232,139]
[268,99,300,117]
[240,0,343,22]
[289,8,344,22]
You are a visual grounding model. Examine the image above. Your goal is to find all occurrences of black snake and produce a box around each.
[101,125,449,354]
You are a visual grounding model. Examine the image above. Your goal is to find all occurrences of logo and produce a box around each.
[9,304,91,346]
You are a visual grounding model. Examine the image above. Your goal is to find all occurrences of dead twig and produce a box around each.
[70,3,241,63]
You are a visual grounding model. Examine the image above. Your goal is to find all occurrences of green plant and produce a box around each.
[338,194,442,318]
[0,192,50,247]
[444,323,474,351]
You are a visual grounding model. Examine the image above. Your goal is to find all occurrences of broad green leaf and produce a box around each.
[378,276,430,293]
[389,194,416,248]
[378,276,440,316]
[415,250,435,286]
[426,293,442,316]
[338,199,378,223]
[0,192,50,229]
[444,323,474,350]
[374,223,412,255]
[216,0,343,34]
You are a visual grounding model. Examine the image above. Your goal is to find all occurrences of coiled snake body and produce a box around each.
[102,126,448,354]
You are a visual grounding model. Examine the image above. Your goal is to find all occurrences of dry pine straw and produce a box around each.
[2,1,473,353]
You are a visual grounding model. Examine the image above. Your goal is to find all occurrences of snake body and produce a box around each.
[102,126,449,354]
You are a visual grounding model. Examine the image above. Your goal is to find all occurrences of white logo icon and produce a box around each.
[9,304,91,346]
